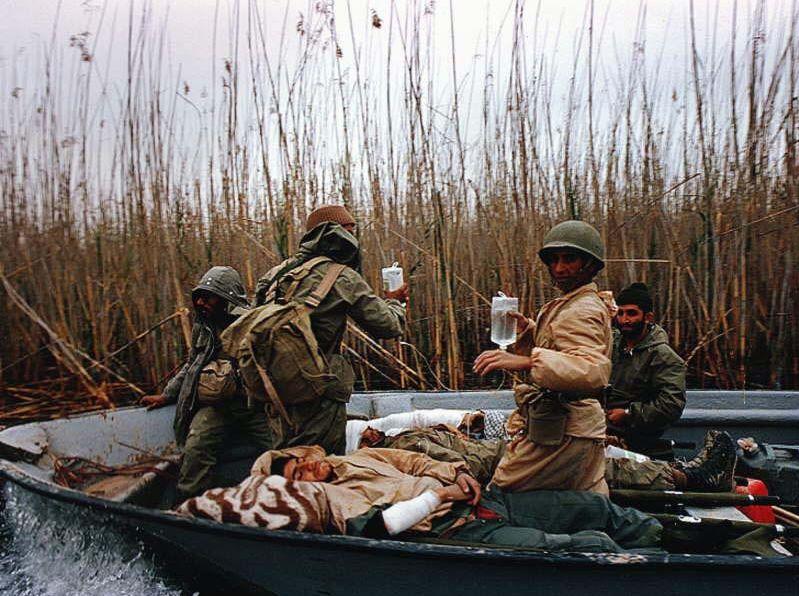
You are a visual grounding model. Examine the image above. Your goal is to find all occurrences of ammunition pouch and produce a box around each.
[515,384,607,445]
[514,384,568,446]
[196,358,241,406]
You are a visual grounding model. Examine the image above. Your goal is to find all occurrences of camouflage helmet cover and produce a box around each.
[538,220,605,270]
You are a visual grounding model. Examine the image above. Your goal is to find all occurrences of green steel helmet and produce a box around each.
[538,220,605,270]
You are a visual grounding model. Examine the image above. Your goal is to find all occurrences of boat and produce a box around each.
[1,390,798,595]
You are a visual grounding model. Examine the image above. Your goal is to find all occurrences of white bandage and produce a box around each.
[381,490,442,536]
[605,445,650,463]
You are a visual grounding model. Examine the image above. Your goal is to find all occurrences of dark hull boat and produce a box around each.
[1,390,798,595]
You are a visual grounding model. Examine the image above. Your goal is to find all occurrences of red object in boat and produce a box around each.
[735,478,775,523]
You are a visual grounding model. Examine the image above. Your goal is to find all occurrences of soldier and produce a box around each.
[606,282,687,458]
[253,205,407,455]
[358,424,506,485]
[141,266,272,499]
[473,220,613,494]
[360,422,737,493]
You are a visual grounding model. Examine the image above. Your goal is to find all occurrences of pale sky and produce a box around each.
[1,1,795,205]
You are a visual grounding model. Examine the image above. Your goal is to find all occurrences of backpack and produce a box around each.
[219,256,347,430]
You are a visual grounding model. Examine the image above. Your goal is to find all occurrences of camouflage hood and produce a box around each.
[295,222,362,272]
[191,266,250,316]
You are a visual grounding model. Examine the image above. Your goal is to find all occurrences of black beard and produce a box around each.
[552,272,594,294]
[620,320,646,339]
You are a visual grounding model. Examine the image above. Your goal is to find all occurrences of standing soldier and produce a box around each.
[141,266,272,500]
[606,282,686,458]
[474,220,613,494]
[252,205,407,455]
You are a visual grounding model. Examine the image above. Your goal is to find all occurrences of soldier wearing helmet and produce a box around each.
[474,220,614,494]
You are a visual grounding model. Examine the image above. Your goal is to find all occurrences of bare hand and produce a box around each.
[607,408,630,426]
[140,394,169,410]
[455,473,481,506]
[473,350,531,376]
[507,311,531,334]
[385,283,409,303]
[435,484,471,503]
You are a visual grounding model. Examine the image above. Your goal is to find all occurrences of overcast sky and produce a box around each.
[1,1,795,202]
[3,1,793,99]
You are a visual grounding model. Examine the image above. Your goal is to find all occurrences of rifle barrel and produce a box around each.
[611,489,781,507]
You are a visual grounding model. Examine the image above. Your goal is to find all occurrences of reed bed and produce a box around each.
[0,1,797,420]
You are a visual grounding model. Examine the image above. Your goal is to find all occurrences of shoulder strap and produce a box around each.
[302,263,347,310]
[264,256,332,304]
[281,256,332,302]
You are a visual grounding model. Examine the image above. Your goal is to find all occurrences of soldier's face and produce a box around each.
[359,427,385,448]
[545,250,591,292]
[616,305,652,339]
[283,457,334,482]
[193,291,223,317]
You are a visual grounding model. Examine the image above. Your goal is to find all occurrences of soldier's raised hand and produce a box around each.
[385,283,409,303]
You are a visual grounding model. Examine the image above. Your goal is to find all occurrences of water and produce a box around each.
[0,483,192,596]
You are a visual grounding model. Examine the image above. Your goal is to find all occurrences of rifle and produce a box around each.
[611,489,781,507]
[653,512,799,538]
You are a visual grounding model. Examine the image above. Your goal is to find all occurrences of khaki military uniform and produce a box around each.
[491,282,612,494]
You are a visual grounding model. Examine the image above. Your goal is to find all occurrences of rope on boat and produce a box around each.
[52,456,176,489]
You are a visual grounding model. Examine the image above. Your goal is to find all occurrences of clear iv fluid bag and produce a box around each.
[382,262,404,291]
[491,294,518,348]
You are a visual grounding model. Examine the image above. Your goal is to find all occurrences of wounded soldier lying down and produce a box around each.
[175,447,783,556]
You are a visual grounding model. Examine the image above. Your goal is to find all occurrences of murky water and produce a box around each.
[0,483,191,595]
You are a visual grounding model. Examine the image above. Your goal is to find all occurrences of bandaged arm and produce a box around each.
[381,491,443,536]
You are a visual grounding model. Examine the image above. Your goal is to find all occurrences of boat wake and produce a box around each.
[0,483,183,596]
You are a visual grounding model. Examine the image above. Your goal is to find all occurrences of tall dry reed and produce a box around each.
[0,1,797,419]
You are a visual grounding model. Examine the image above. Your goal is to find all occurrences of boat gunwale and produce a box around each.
[2,461,798,572]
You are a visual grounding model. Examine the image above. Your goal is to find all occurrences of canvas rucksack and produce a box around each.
[220,256,347,431]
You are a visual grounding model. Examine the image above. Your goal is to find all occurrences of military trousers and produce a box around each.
[178,395,272,497]
[267,397,347,455]
[451,487,663,553]
[605,457,677,490]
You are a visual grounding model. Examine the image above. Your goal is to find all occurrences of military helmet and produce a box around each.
[538,220,605,270]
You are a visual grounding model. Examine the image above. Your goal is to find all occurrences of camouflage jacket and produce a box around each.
[379,425,505,485]
[254,222,405,357]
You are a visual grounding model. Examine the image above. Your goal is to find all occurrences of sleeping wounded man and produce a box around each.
[175,446,782,556]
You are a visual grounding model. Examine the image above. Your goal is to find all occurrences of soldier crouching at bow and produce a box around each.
[474,221,613,494]
[141,267,272,501]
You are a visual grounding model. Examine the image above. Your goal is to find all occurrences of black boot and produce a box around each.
[679,431,737,492]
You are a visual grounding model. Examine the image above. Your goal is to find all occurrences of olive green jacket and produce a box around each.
[608,324,686,441]
[254,222,405,357]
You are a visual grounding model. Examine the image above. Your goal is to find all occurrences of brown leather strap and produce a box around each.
[303,263,347,310]
[250,338,296,431]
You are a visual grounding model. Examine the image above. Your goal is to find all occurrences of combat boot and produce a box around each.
[678,430,722,469]
[678,431,737,492]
